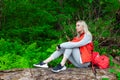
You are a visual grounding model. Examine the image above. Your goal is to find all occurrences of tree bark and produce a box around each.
[0,68,117,80]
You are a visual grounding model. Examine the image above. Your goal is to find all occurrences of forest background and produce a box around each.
[0,0,120,78]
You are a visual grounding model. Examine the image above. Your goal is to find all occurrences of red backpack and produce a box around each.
[92,52,109,69]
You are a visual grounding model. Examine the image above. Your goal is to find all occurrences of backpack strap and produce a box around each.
[92,63,97,79]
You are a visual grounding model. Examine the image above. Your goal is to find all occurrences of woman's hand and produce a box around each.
[56,45,61,50]
[56,46,59,50]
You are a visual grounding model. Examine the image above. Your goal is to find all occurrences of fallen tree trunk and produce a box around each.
[0,68,117,80]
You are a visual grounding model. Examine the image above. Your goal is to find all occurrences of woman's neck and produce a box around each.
[79,31,84,35]
[77,31,84,38]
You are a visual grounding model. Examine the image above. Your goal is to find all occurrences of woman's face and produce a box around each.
[76,22,84,33]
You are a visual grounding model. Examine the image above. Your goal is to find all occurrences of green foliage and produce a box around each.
[102,78,109,80]
[117,72,120,80]
[109,55,120,79]
[0,38,64,70]
[2,0,120,43]
[109,56,114,66]
[0,38,43,69]
[93,40,108,55]
[0,53,29,70]
[109,68,120,79]
[88,18,113,39]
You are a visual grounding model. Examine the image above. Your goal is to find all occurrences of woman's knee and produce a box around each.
[72,48,79,52]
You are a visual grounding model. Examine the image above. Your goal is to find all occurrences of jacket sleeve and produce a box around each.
[60,34,92,49]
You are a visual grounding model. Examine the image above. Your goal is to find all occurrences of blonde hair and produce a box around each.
[76,20,92,40]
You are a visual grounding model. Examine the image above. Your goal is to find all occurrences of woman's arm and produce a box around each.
[60,34,92,49]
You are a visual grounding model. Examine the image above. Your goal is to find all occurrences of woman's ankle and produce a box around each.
[60,63,65,66]
[43,57,53,64]
[43,61,47,64]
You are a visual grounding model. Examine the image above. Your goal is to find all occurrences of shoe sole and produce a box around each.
[51,67,66,73]
[33,64,49,68]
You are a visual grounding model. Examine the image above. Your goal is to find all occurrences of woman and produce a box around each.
[33,20,93,73]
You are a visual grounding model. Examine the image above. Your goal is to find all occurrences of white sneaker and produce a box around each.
[33,62,48,68]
